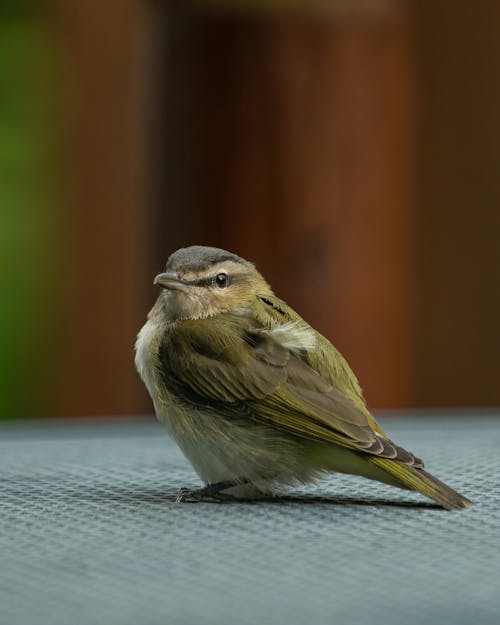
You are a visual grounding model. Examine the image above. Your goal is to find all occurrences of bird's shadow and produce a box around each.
[55,485,439,509]
[217,493,439,509]
[169,492,439,509]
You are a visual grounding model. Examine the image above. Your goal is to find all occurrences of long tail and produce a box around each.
[368,456,474,510]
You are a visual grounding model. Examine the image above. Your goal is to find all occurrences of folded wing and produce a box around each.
[160,314,423,468]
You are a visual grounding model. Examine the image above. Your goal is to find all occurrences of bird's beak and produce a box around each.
[153,272,188,291]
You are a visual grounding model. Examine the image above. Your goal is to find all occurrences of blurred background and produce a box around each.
[1,0,499,419]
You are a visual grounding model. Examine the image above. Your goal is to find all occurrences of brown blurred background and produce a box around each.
[1,0,499,419]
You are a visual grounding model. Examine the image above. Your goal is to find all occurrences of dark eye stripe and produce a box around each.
[186,277,213,287]
[182,270,252,288]
[182,275,229,288]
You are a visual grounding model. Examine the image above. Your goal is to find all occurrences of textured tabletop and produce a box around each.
[1,415,499,625]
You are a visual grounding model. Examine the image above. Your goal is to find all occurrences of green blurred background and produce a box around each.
[1,0,499,419]
[0,2,57,418]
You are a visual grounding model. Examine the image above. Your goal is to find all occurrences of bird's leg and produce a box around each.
[175,479,251,503]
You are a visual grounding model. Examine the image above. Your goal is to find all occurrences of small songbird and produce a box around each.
[135,245,473,509]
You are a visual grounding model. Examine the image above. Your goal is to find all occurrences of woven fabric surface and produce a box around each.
[0,416,499,625]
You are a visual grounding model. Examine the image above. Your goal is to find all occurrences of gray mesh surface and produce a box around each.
[0,415,499,625]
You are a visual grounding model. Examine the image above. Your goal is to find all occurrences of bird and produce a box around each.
[135,245,473,510]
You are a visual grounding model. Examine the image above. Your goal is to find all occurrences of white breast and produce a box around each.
[135,319,162,400]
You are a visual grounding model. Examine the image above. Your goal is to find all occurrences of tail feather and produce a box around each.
[368,456,474,510]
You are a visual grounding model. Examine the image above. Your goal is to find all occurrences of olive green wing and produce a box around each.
[253,293,388,437]
[160,314,420,465]
[253,355,419,463]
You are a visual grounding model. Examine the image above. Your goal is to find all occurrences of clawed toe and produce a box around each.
[175,487,197,503]
[176,487,217,502]
[175,485,237,503]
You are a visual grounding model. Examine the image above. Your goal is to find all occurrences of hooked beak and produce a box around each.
[153,272,188,292]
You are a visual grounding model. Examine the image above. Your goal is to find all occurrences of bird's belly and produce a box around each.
[157,402,320,495]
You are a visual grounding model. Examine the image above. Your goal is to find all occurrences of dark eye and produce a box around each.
[215,272,228,288]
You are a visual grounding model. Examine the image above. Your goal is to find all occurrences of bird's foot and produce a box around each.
[175,487,232,503]
[175,479,250,503]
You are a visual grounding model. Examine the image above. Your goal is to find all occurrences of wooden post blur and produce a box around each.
[414,1,500,406]
[54,1,154,416]
[193,5,416,408]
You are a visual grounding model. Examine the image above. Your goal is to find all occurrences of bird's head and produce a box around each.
[151,246,273,321]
